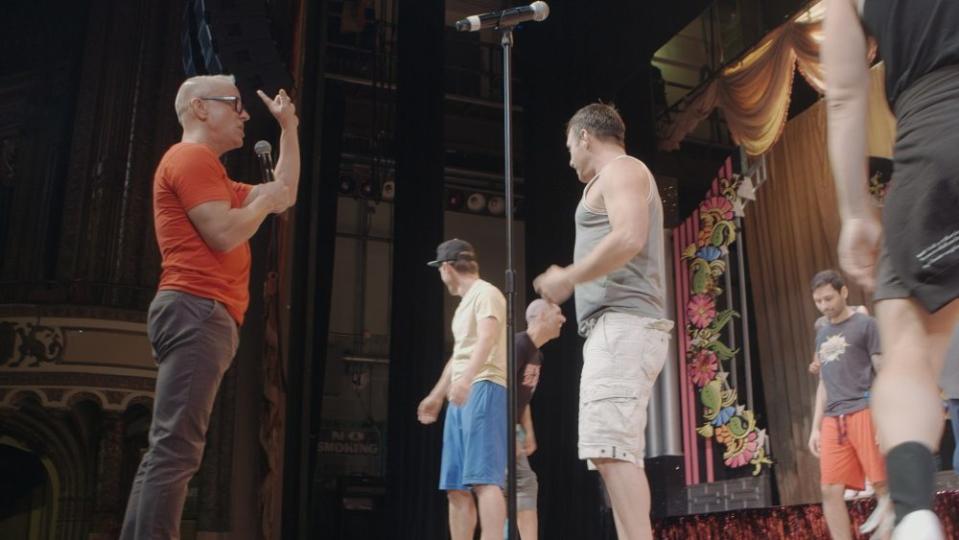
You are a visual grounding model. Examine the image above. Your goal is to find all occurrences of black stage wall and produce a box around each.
[383,1,449,539]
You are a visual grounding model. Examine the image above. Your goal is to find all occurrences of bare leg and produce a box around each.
[475,484,506,540]
[448,490,477,540]
[595,459,652,540]
[872,299,958,451]
[822,483,853,540]
[611,506,626,538]
[873,298,958,534]
[517,510,537,540]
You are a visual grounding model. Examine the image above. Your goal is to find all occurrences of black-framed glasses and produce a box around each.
[199,95,244,114]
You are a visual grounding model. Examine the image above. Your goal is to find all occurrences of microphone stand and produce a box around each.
[499,24,519,540]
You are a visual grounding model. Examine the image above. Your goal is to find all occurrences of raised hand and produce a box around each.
[256,89,298,130]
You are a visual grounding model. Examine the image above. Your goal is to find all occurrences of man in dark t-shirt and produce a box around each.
[807,270,888,539]
[510,299,565,539]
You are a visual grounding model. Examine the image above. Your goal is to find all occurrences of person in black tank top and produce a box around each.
[824,1,959,537]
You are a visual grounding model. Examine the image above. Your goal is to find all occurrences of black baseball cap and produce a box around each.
[427,238,476,267]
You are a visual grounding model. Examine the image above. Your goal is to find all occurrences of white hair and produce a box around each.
[173,74,236,125]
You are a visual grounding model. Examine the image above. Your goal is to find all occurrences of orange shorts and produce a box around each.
[820,408,886,490]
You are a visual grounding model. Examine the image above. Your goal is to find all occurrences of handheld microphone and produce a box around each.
[254,140,275,183]
[454,1,549,32]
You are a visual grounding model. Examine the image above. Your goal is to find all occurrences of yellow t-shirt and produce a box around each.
[451,279,507,387]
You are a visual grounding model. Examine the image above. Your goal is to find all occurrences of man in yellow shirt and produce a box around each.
[417,239,508,540]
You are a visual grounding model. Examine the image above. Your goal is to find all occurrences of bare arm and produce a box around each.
[521,405,537,456]
[871,354,882,371]
[256,89,300,205]
[808,374,827,457]
[273,122,300,204]
[823,0,872,220]
[809,352,821,375]
[565,161,652,284]
[418,358,452,424]
[187,196,279,252]
[824,0,883,288]
[521,405,534,433]
[812,376,827,431]
[533,161,652,303]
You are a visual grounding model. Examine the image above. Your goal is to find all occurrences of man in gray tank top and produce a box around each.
[534,103,673,540]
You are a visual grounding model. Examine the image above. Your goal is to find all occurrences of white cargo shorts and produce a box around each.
[578,312,673,470]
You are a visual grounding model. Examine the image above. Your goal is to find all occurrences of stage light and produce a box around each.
[487,196,505,215]
[360,181,375,198]
[338,175,355,195]
[466,193,487,212]
[381,180,395,201]
[447,189,465,210]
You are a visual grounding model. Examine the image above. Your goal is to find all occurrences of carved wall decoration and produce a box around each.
[0,384,153,412]
[0,393,150,540]
[0,321,65,367]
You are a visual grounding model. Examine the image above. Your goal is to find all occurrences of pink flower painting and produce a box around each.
[688,294,717,329]
[688,350,719,387]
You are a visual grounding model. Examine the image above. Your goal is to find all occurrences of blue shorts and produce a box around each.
[439,380,507,491]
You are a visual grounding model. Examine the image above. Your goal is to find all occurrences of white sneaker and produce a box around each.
[859,494,892,538]
[891,510,944,540]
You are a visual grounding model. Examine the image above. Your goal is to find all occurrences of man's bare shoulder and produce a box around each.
[607,155,649,173]
[600,156,652,196]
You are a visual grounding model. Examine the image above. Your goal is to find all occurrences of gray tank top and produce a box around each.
[573,155,667,335]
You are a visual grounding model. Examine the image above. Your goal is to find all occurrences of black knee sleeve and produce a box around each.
[886,441,936,523]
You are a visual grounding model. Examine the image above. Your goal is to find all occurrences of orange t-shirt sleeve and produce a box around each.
[166,146,233,211]
[231,181,254,206]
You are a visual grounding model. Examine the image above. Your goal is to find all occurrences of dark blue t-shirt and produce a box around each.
[815,312,881,416]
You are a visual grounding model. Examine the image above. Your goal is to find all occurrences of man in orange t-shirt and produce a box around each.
[120,74,299,540]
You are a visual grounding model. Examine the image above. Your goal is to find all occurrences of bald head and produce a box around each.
[174,74,236,126]
[525,298,566,344]
[525,299,552,323]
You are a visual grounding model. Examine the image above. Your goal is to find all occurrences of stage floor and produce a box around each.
[655,490,959,539]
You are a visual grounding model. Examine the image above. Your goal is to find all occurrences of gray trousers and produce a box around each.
[120,290,239,540]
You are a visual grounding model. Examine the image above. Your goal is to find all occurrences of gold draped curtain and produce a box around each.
[743,66,894,505]
[658,2,826,156]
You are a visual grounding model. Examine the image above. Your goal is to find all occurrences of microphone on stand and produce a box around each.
[254,140,275,183]
[454,1,549,32]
